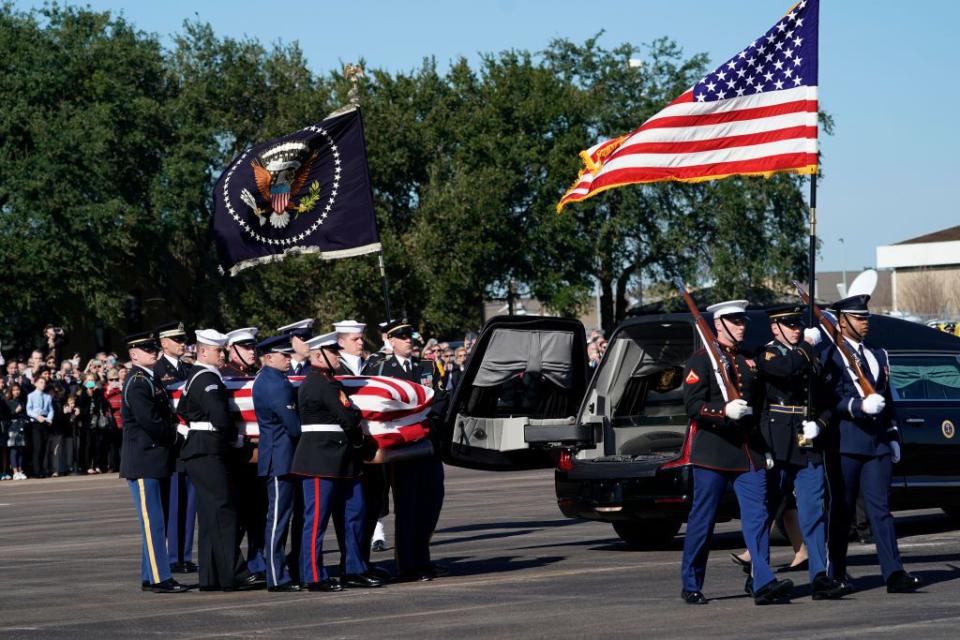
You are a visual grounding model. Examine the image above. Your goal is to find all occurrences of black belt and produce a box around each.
[769,404,805,415]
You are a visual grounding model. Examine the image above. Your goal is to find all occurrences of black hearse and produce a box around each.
[440,313,960,547]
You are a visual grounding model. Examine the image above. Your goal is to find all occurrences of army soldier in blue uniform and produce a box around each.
[153,321,197,575]
[821,294,922,594]
[680,300,793,605]
[120,331,190,593]
[363,320,446,582]
[756,305,844,599]
[293,332,382,591]
[278,319,314,376]
[253,334,302,592]
[177,329,261,592]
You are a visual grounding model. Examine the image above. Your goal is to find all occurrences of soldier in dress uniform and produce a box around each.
[176,329,261,592]
[222,327,260,377]
[821,294,922,594]
[363,320,446,582]
[153,321,197,575]
[679,300,793,605]
[278,319,314,376]
[222,327,267,582]
[120,330,190,593]
[756,305,844,599]
[293,331,382,591]
[253,335,302,592]
[333,320,366,376]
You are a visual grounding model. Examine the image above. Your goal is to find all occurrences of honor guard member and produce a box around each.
[821,294,922,593]
[756,305,844,599]
[222,327,267,581]
[120,331,190,593]
[153,321,197,575]
[680,300,793,605]
[333,320,367,375]
[177,329,260,591]
[222,327,260,377]
[363,320,446,582]
[292,332,382,591]
[278,319,314,376]
[253,335,302,592]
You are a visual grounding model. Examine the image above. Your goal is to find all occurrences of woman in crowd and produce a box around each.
[5,384,28,479]
[78,373,109,474]
[62,393,83,475]
[102,368,123,471]
[46,382,68,477]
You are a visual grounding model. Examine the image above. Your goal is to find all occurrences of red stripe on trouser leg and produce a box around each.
[311,477,320,583]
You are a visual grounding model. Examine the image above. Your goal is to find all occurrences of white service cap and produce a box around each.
[195,329,228,347]
[706,300,749,318]
[304,331,341,351]
[225,327,259,346]
[277,318,315,334]
[333,320,366,334]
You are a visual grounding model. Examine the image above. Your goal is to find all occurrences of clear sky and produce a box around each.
[18,0,960,273]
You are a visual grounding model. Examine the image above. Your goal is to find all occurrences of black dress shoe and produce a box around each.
[753,578,793,605]
[368,566,393,582]
[729,553,752,575]
[777,559,808,574]
[371,540,387,552]
[267,582,302,592]
[143,578,192,593]
[306,579,343,592]
[342,573,383,588]
[171,561,198,574]
[811,573,846,600]
[886,570,922,593]
[681,590,707,604]
[233,573,267,591]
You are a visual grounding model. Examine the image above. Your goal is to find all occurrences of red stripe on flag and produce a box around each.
[615,125,817,155]
[589,152,819,187]
[637,100,818,133]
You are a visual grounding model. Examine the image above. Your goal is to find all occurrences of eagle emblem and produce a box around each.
[239,142,321,229]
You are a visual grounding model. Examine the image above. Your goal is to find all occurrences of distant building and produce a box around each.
[877,225,960,319]
[814,270,892,311]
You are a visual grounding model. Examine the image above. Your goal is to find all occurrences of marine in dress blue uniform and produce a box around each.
[252,335,302,592]
[821,294,922,593]
[363,320,447,582]
[293,332,381,591]
[120,331,190,593]
[679,300,793,605]
[153,321,198,575]
[756,305,844,599]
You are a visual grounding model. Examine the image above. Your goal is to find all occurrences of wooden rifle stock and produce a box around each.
[793,281,875,397]
[674,279,741,401]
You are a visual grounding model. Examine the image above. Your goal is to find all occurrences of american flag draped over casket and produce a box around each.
[168,375,434,448]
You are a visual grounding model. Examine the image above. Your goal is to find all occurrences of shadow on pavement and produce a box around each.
[437,519,584,534]
[438,554,565,577]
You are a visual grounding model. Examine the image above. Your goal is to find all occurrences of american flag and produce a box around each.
[557,0,818,211]
[169,375,434,449]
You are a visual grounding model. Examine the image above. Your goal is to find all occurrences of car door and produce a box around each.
[441,315,594,470]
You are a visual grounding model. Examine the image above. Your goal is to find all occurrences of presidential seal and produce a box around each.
[943,420,956,439]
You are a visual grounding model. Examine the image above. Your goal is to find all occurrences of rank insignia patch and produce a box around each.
[685,370,700,385]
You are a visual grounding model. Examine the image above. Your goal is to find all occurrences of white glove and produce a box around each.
[802,420,820,440]
[861,393,886,415]
[890,441,901,464]
[725,399,753,420]
[803,328,822,346]
[765,452,775,470]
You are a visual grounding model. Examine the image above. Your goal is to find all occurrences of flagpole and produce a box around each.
[345,63,393,321]
[807,173,817,327]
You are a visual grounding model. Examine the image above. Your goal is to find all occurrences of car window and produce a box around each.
[889,354,960,400]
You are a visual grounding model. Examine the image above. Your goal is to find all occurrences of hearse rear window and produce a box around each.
[890,354,960,400]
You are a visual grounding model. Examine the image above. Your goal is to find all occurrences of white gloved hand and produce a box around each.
[890,441,901,464]
[725,399,753,420]
[765,452,775,470]
[803,327,822,346]
[861,393,886,415]
[802,420,820,440]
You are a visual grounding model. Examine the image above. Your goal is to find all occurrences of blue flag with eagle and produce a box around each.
[213,105,381,275]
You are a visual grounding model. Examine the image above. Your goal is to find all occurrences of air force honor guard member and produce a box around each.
[756,305,844,600]
[120,331,190,593]
[278,319,314,376]
[153,321,197,575]
[253,335,302,592]
[333,320,366,375]
[680,300,793,605]
[177,329,260,592]
[293,332,382,592]
[821,294,922,594]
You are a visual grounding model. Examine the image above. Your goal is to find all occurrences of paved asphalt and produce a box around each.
[1,466,960,639]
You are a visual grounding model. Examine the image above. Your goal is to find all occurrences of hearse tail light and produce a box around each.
[558,449,574,472]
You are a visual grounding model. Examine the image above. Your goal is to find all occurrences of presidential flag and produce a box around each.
[557,0,819,212]
[213,105,381,275]
[169,375,434,449]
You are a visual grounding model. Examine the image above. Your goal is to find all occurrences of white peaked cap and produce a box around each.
[305,331,341,351]
[195,329,228,347]
[225,327,259,346]
[333,320,366,334]
[706,300,749,318]
[277,318,315,333]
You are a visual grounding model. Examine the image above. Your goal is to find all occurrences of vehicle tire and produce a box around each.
[612,519,682,549]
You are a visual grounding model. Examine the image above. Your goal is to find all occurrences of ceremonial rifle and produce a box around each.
[793,281,876,397]
[674,279,741,402]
